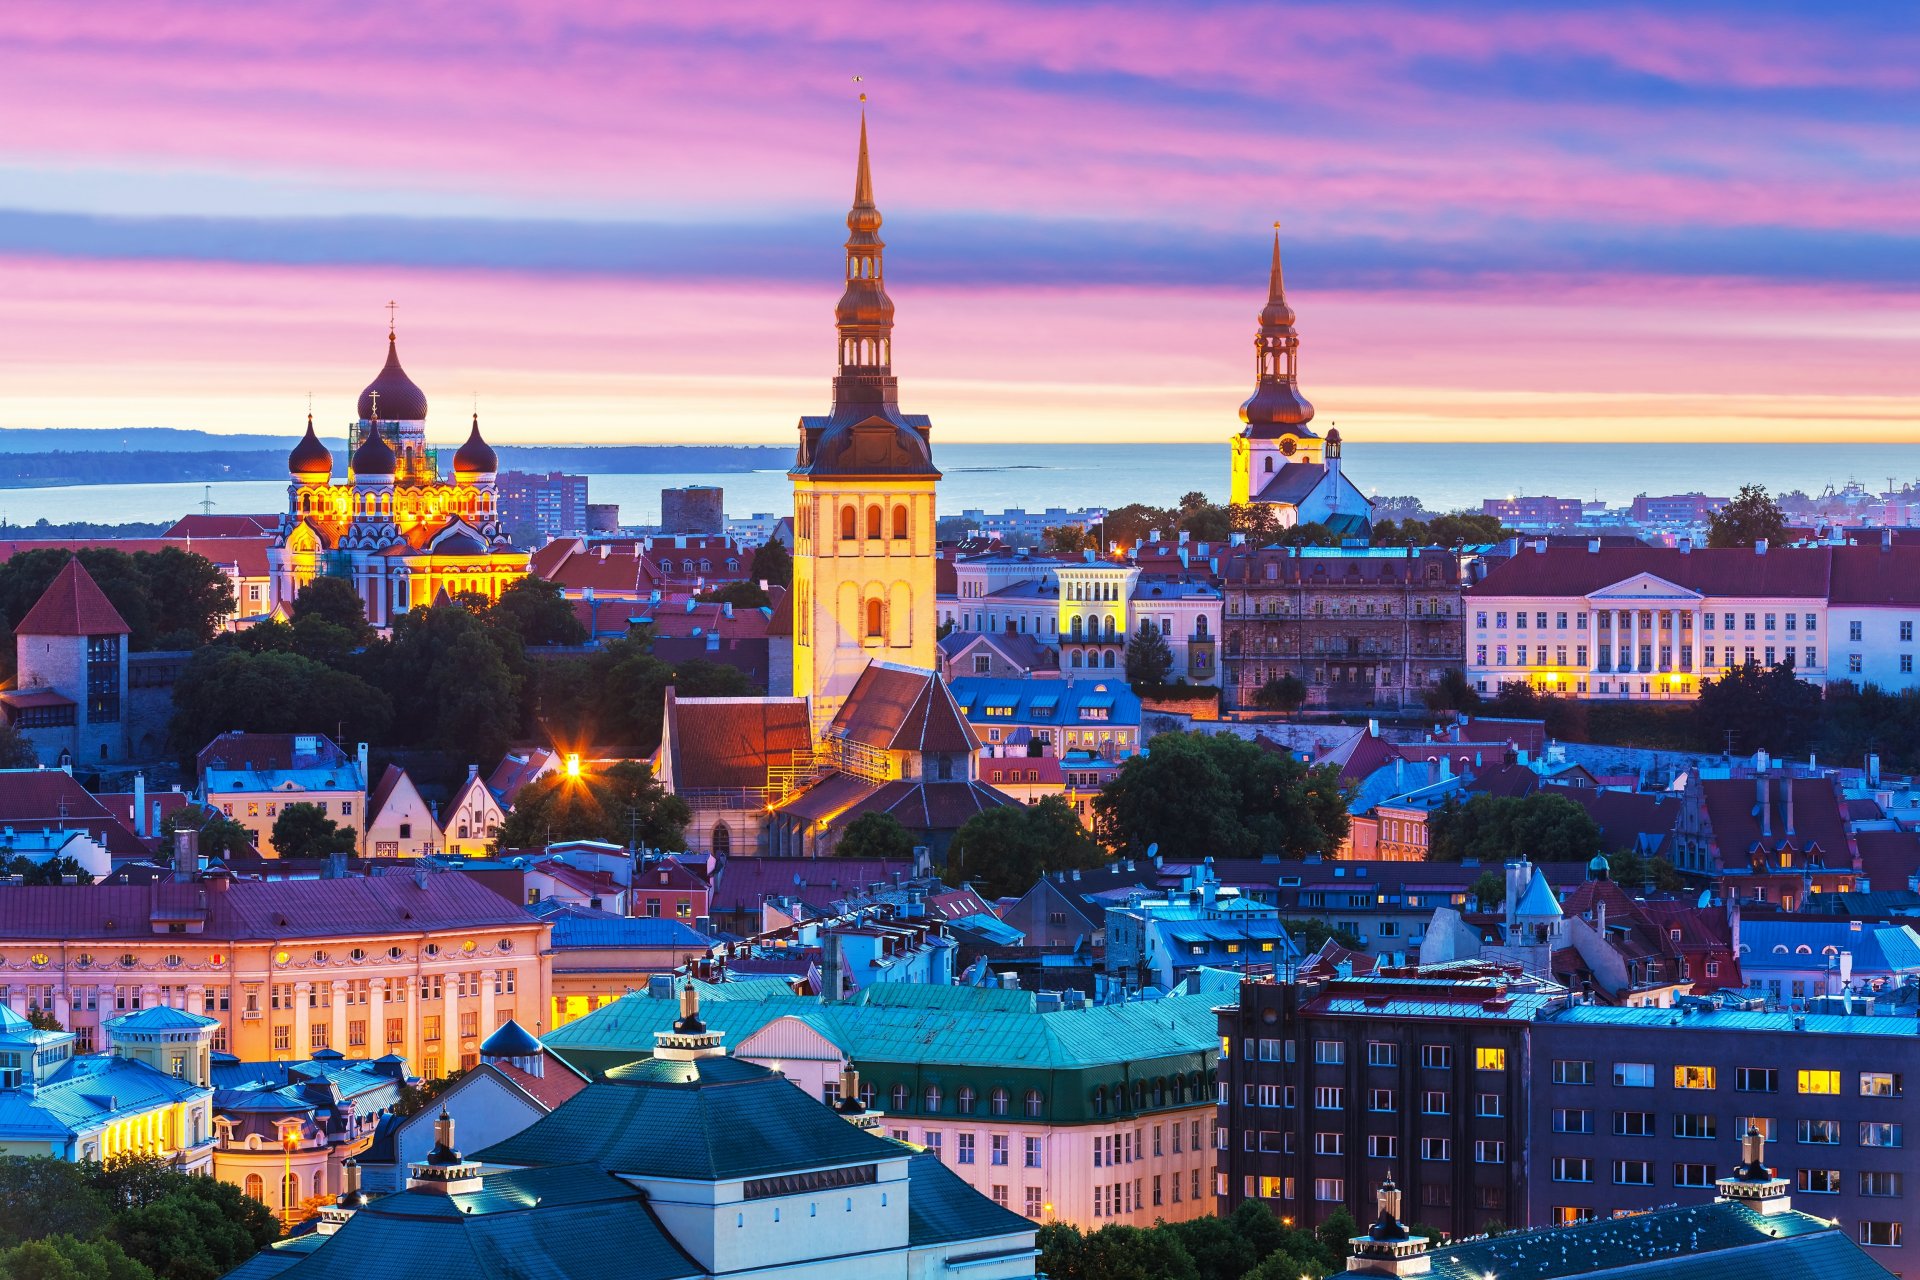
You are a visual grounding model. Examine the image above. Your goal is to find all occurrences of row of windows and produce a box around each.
[1550,1158,1902,1198]
[1552,1109,1902,1147]
[1553,1061,1898,1096]
[1478,610,1821,633]
[1240,1039,1504,1070]
[1238,1083,1507,1116]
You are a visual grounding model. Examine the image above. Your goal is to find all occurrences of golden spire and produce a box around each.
[854,112,875,211]
[1267,223,1286,308]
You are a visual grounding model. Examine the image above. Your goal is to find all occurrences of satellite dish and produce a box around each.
[1146,843,1159,858]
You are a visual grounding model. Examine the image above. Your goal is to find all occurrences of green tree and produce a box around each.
[1694,660,1822,758]
[0,1160,108,1248]
[130,549,234,648]
[695,580,771,611]
[1123,620,1173,688]
[1043,525,1092,556]
[1706,483,1787,549]
[0,1235,153,1280]
[25,1010,64,1032]
[426,629,525,765]
[269,802,356,859]
[483,577,587,647]
[289,576,370,635]
[167,648,392,762]
[1092,731,1350,861]
[159,808,253,862]
[1035,1224,1083,1280]
[1228,503,1279,546]
[834,812,915,860]
[1426,792,1602,864]
[1605,850,1685,893]
[4,858,94,887]
[0,723,36,769]
[360,598,524,759]
[495,760,689,851]
[1100,503,1172,552]
[1317,1208,1362,1264]
[1469,869,1506,910]
[750,539,793,587]
[1282,917,1362,953]
[1253,673,1308,713]
[1424,668,1482,714]
[943,796,1104,898]
[1072,1226,1198,1280]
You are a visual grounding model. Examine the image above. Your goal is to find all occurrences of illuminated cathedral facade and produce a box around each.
[266,333,528,625]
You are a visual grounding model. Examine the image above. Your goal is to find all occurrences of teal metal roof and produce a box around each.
[0,1054,210,1141]
[906,1152,1034,1248]
[804,991,1219,1071]
[1515,869,1563,918]
[104,1005,220,1033]
[852,983,1036,1013]
[541,978,810,1062]
[1548,1005,1920,1037]
[1423,1202,1863,1280]
[250,1165,702,1280]
[474,1055,902,1181]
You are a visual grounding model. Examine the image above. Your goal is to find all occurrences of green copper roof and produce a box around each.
[1423,1203,1863,1280]
[804,991,1220,1071]
[906,1152,1035,1248]
[474,1054,903,1181]
[541,977,811,1067]
[244,1165,702,1280]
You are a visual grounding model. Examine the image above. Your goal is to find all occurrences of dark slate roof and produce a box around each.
[474,1054,901,1180]
[1421,1202,1878,1280]
[906,1151,1033,1247]
[840,779,1019,832]
[479,1019,543,1057]
[240,1164,702,1280]
[1252,460,1327,505]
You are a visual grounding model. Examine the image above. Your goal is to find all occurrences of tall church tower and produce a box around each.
[790,112,941,728]
[1229,230,1319,506]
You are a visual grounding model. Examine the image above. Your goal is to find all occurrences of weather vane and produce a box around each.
[854,74,865,104]
[386,299,397,336]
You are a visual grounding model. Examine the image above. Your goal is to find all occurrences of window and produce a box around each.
[1613,1062,1655,1088]
[990,1087,1010,1116]
[1421,1091,1449,1116]
[1850,620,1864,642]
[1673,1164,1716,1188]
[1552,1157,1593,1183]
[1861,1072,1903,1098]
[1476,1047,1506,1071]
[1798,1069,1841,1095]
[1674,1113,1717,1140]
[1614,1112,1654,1138]
[1314,1178,1345,1202]
[1797,1119,1840,1145]
[1735,1067,1778,1093]
[1368,1041,1398,1067]
[990,1135,1009,1166]
[1553,1059,1594,1085]
[1861,1171,1903,1197]
[1368,1134,1399,1159]
[1553,1107,1593,1134]
[1861,1122,1903,1148]
[1476,1093,1503,1118]
[1860,1222,1903,1248]
[1369,1089,1396,1113]
[957,1134,975,1165]
[1420,1045,1452,1069]
[1024,1137,1041,1169]
[1474,1140,1506,1164]
[1420,1138,1451,1161]
[1798,1168,1841,1194]
[1314,1132,1345,1156]
[1612,1160,1653,1186]
[1673,1065,1716,1090]
[1553,1206,1598,1225]
[1314,1040,1345,1065]
[1314,1086,1344,1111]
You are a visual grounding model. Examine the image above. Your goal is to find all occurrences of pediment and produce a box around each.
[1586,572,1701,603]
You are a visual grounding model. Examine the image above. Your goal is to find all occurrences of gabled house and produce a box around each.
[364,764,436,858]
[440,765,506,856]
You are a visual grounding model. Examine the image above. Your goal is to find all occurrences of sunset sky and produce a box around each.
[0,1,1915,445]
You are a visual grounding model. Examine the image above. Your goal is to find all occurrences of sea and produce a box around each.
[6,442,1920,528]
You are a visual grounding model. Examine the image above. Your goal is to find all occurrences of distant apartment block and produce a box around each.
[1483,496,1586,527]
[499,471,589,541]
[1631,493,1730,525]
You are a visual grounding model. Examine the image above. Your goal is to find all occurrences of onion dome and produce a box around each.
[288,414,332,481]
[356,329,429,422]
[1239,229,1315,433]
[351,425,397,478]
[453,413,498,479]
[1239,380,1315,430]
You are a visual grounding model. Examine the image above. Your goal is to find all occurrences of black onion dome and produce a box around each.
[453,413,498,476]
[356,333,429,421]
[351,425,397,477]
[1239,380,1316,431]
[289,415,333,479]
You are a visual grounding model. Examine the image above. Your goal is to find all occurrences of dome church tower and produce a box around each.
[789,110,940,728]
[1230,228,1321,507]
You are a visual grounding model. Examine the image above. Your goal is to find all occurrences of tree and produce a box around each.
[1092,731,1350,861]
[1071,1226,1198,1280]
[1228,503,1279,545]
[1282,917,1362,953]
[1423,668,1482,714]
[1606,849,1685,893]
[1122,621,1173,689]
[943,797,1104,898]
[1426,792,1603,864]
[483,577,587,647]
[0,1161,109,1249]
[1469,869,1506,911]
[5,858,93,887]
[167,648,392,762]
[1043,525,1092,556]
[1706,483,1787,549]
[1253,673,1307,713]
[269,803,356,860]
[0,1235,154,1280]
[425,629,525,765]
[159,809,252,862]
[289,576,370,635]
[834,812,915,860]
[25,1010,64,1032]
[1694,660,1822,757]
[130,549,234,648]
[750,539,792,587]
[360,598,524,760]
[694,580,770,611]
[495,760,689,851]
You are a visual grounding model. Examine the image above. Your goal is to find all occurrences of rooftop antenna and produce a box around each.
[199,485,216,516]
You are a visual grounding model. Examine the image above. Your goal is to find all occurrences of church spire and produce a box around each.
[832,109,898,417]
[1262,228,1295,330]
[1238,224,1314,434]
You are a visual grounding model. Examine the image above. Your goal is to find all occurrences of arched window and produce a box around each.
[891,1084,909,1111]
[711,822,731,857]
[313,1169,326,1199]
[1264,456,1274,473]
[1091,1089,1106,1117]
[1196,615,1208,637]
[892,505,909,540]
[957,1086,977,1115]
[1025,1088,1044,1117]
[1070,650,1083,668]
[923,1085,942,1113]
[1071,617,1083,639]
[867,598,884,638]
[867,505,883,539]
[245,1174,264,1203]
[281,1172,299,1208]
[1104,650,1116,668]
[841,505,857,540]
[990,1087,1009,1116]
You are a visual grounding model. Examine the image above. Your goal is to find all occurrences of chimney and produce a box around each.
[133,773,146,838]
[1758,776,1772,839]
[1784,779,1796,835]
[1883,527,1894,553]
[1869,753,1882,785]
[1678,537,1692,555]
[173,826,199,882]
[1754,539,1768,556]
[356,742,370,787]
[1587,538,1601,554]
[1532,538,1547,555]
[1595,898,1607,937]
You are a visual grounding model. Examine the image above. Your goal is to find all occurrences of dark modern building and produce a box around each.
[1215,961,1561,1242]
[1529,1004,1919,1262]
[498,471,589,541]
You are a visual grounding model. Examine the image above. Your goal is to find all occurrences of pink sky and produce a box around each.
[0,1,1914,444]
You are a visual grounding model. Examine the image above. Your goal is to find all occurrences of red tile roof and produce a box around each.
[487,748,559,807]
[0,870,542,941]
[1698,775,1852,864]
[1469,544,1833,599]
[1827,546,1920,605]
[493,1056,590,1110]
[14,558,130,636]
[0,537,271,580]
[1855,829,1920,893]
[162,514,279,538]
[832,663,979,754]
[844,779,1017,830]
[1559,788,1683,855]
[367,764,409,826]
[0,769,150,857]
[709,856,917,917]
[197,732,349,775]
[664,694,812,791]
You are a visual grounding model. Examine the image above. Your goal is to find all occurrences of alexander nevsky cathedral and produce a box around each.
[266,333,528,623]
